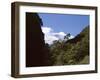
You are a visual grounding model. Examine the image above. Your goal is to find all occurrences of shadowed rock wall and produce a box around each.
[26,13,48,67]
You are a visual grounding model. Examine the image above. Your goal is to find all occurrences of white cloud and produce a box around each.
[52,32,66,39]
[42,27,52,34]
[41,26,74,45]
[42,27,59,44]
[69,35,74,39]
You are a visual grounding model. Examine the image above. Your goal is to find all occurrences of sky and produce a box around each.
[38,13,89,44]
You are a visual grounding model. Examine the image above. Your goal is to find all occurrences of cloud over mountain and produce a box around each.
[42,26,74,44]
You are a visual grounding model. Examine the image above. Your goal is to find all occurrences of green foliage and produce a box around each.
[79,55,89,64]
[48,26,89,65]
[64,33,71,40]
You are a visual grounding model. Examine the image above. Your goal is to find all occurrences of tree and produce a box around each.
[64,33,71,41]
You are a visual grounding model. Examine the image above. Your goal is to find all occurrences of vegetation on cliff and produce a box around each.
[46,26,89,65]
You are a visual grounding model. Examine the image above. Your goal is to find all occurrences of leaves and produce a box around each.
[64,33,71,40]
[48,26,89,65]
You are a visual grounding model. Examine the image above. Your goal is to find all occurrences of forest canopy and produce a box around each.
[45,26,89,66]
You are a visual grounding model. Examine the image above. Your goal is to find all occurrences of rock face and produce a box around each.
[26,13,47,67]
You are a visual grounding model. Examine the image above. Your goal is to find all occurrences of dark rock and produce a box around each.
[26,13,47,67]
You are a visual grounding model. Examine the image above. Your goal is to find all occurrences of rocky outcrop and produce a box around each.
[26,13,48,67]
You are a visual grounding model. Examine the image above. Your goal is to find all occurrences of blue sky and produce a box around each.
[38,13,89,44]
